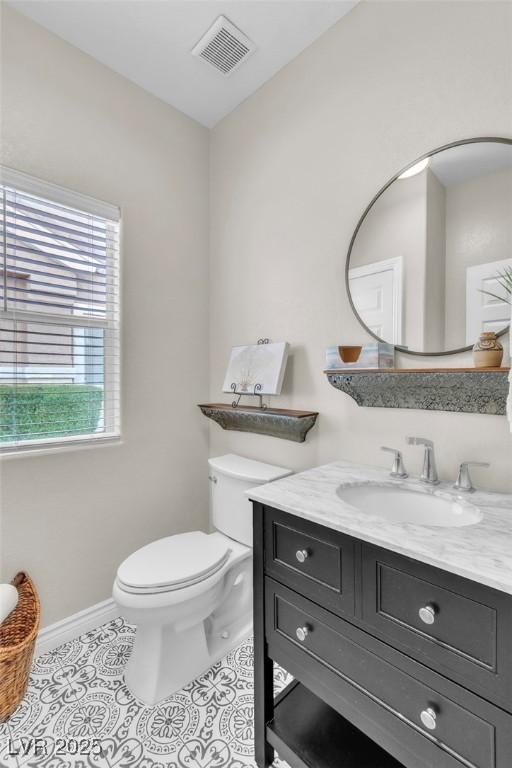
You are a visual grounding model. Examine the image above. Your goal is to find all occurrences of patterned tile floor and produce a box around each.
[0,618,292,768]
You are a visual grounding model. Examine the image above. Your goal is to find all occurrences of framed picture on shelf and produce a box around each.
[222,341,289,396]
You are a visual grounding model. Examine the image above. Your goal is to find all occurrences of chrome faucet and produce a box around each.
[406,437,439,485]
[381,446,408,478]
[453,461,490,493]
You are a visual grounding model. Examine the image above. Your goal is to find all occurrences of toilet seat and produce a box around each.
[116,531,232,595]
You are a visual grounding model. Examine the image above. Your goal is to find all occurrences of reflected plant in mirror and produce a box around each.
[346,138,512,355]
[479,266,512,306]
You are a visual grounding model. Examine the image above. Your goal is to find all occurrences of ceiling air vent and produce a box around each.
[192,15,255,76]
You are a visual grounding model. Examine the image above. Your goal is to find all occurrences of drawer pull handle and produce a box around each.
[296,626,309,642]
[419,604,437,625]
[296,549,309,563]
[420,707,437,731]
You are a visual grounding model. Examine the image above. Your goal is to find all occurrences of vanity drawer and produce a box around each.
[266,578,512,768]
[264,506,355,617]
[361,545,512,707]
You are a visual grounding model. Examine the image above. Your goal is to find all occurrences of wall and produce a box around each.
[0,6,210,626]
[210,0,512,492]
[350,171,427,350]
[424,169,446,352]
[2,0,512,628]
[444,167,512,349]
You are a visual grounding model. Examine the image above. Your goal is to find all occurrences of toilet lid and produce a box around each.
[117,532,231,592]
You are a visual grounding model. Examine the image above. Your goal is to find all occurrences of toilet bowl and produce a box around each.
[113,454,291,704]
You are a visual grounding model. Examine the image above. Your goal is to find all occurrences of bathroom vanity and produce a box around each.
[250,462,512,768]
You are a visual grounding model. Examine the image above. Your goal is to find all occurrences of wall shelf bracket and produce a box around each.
[325,367,510,415]
[198,403,318,442]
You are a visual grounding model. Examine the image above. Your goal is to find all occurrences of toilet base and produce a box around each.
[125,617,252,705]
[120,553,253,705]
[124,620,210,705]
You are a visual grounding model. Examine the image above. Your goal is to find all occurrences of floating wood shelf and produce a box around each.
[324,367,510,415]
[198,403,318,442]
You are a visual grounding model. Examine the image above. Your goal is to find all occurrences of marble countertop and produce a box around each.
[248,461,512,595]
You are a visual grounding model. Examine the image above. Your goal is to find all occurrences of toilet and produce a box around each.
[113,454,291,704]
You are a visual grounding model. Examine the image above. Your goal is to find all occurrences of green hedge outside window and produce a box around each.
[0,384,103,443]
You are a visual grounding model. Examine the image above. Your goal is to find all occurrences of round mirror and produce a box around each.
[346,138,512,355]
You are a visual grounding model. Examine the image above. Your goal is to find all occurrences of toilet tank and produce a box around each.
[208,454,292,547]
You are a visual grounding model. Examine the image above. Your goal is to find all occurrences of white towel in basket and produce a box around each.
[0,583,19,625]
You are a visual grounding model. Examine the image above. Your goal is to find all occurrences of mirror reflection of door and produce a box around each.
[347,139,512,354]
[466,259,512,344]
[348,258,403,344]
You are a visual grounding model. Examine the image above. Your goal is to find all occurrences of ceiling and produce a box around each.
[429,141,512,187]
[9,0,357,127]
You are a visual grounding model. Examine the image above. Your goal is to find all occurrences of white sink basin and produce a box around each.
[336,484,482,527]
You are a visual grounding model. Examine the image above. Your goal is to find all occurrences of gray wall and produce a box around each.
[2,0,512,629]
[209,0,512,491]
[0,6,210,627]
[350,170,428,350]
[444,168,512,349]
[425,169,446,352]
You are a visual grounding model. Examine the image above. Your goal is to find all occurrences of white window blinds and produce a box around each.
[0,168,121,451]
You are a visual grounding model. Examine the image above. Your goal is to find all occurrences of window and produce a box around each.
[0,168,120,451]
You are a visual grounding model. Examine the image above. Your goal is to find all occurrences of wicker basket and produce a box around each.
[0,573,40,722]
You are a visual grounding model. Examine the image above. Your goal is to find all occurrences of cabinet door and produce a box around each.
[361,544,512,709]
[264,506,355,617]
[267,577,512,768]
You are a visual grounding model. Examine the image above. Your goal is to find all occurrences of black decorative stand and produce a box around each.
[231,382,267,410]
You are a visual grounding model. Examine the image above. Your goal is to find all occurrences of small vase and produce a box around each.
[472,332,503,368]
[338,345,362,363]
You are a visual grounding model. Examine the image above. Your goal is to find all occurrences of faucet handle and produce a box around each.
[381,447,408,479]
[453,462,490,493]
[406,436,433,448]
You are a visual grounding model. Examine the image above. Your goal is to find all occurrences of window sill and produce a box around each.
[0,434,123,459]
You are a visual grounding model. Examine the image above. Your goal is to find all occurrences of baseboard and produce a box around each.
[36,598,120,657]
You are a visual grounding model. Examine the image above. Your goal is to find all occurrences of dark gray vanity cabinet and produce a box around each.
[253,503,512,768]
